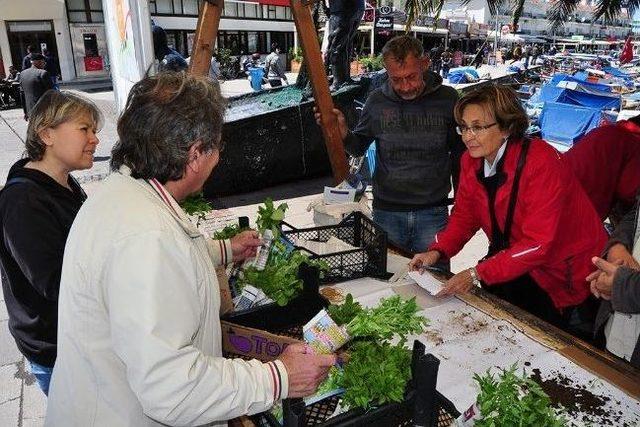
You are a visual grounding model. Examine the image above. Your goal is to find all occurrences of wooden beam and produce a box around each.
[289,0,349,184]
[189,0,223,77]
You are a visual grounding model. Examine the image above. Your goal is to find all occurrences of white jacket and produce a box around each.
[45,167,287,426]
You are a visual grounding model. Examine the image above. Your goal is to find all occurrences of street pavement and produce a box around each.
[0,71,486,426]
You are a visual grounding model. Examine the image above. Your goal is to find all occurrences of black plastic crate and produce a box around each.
[222,263,329,332]
[253,340,459,427]
[282,212,388,284]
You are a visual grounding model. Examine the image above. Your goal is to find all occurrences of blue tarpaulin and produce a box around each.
[535,73,621,110]
[548,73,612,92]
[539,102,613,146]
[447,67,480,84]
[602,66,629,78]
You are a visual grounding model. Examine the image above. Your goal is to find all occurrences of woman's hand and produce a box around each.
[409,250,441,271]
[436,269,474,297]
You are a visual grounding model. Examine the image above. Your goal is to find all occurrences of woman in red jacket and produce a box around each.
[410,85,607,340]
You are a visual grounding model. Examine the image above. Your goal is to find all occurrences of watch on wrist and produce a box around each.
[469,267,481,288]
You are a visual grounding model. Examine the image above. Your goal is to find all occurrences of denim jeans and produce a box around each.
[373,206,449,269]
[28,360,53,396]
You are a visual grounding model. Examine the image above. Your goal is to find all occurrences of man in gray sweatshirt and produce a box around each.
[318,35,464,258]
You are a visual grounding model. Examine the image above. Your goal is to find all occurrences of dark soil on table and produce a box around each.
[530,368,630,426]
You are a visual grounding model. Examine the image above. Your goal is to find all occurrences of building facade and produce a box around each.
[0,0,296,80]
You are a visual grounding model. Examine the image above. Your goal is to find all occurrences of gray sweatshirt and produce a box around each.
[345,70,464,211]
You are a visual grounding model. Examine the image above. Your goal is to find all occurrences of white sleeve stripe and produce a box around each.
[511,245,541,258]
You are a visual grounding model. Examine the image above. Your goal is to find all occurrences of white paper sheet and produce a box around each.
[408,270,444,295]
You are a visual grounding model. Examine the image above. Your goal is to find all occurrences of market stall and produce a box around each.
[194,193,640,426]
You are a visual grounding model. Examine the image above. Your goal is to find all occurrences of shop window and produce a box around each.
[67,0,85,9]
[245,3,258,18]
[68,12,89,23]
[224,2,238,17]
[275,6,286,20]
[183,0,199,15]
[156,0,174,14]
[67,0,104,23]
[90,12,104,23]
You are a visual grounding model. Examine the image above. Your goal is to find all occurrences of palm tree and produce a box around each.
[403,0,636,32]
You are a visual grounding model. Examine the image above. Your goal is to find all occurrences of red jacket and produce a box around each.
[430,138,608,310]
[563,120,640,221]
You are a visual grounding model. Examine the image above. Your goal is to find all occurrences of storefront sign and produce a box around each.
[449,21,468,35]
[375,16,394,32]
[84,56,104,71]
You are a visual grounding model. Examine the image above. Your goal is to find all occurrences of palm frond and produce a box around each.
[484,0,506,17]
[547,0,582,32]
[404,0,447,31]
[511,0,526,28]
[592,0,636,22]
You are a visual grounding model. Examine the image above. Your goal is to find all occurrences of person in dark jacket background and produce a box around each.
[19,53,54,120]
[590,193,640,368]
[21,44,38,71]
[0,90,102,395]
[316,35,465,259]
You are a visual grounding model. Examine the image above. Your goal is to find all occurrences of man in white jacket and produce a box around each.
[45,73,335,426]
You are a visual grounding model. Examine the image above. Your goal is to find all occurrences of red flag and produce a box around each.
[620,36,633,64]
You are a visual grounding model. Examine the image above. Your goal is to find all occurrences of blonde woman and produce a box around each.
[0,90,101,395]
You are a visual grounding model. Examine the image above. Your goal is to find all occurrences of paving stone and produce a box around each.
[0,394,19,427]
[22,378,46,419]
[0,363,21,405]
[0,300,7,322]
[0,321,21,367]
[21,418,45,427]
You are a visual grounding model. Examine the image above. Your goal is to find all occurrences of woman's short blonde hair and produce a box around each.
[454,85,529,139]
[25,90,103,161]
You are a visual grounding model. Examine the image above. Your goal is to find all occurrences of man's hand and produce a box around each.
[278,343,337,398]
[409,250,441,271]
[586,256,618,300]
[230,230,262,262]
[436,269,474,298]
[606,243,640,270]
[313,106,348,140]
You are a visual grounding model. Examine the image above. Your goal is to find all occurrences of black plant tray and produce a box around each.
[252,340,460,427]
[222,263,329,331]
[282,212,387,284]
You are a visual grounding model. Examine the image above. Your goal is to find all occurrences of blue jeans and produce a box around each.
[373,206,449,269]
[28,360,53,395]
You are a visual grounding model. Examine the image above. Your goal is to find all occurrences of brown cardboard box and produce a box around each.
[221,320,302,362]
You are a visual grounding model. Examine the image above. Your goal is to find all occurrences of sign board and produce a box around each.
[449,21,468,35]
[375,15,394,33]
[102,0,155,112]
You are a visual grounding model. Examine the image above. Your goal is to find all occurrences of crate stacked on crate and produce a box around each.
[282,212,388,283]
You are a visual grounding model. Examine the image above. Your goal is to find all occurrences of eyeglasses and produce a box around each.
[456,123,497,136]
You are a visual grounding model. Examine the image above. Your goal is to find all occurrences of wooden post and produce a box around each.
[289,0,349,184]
[189,0,223,77]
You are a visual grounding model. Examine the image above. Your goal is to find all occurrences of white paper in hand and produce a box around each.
[408,270,444,295]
